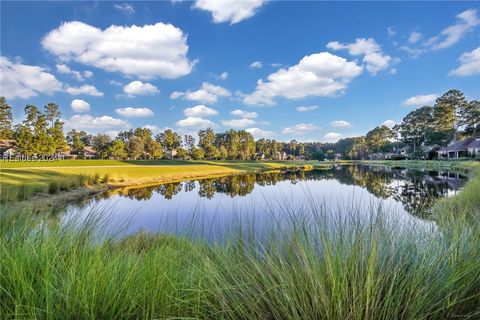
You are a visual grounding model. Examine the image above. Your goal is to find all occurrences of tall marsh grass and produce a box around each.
[1,180,480,320]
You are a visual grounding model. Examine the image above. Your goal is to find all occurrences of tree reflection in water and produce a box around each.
[98,165,467,219]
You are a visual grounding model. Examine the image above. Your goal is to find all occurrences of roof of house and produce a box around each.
[83,146,97,155]
[0,139,15,148]
[439,138,480,152]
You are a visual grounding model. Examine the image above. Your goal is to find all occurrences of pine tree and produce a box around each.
[0,97,14,139]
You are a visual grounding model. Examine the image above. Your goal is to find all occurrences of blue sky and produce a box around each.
[1,1,479,142]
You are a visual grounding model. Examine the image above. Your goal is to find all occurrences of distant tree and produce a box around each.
[127,136,145,160]
[92,134,111,159]
[156,129,181,158]
[14,124,34,156]
[312,149,326,161]
[433,89,466,145]
[67,130,86,155]
[460,100,480,137]
[0,97,14,139]
[366,125,395,154]
[175,147,188,159]
[109,139,126,159]
[219,145,228,159]
[191,147,205,160]
[144,139,162,159]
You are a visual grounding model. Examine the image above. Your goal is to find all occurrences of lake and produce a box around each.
[63,165,468,241]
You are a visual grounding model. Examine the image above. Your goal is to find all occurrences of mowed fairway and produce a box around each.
[0,160,312,201]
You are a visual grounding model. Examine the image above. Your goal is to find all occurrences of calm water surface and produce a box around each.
[63,165,468,240]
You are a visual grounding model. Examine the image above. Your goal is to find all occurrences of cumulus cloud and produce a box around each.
[330,120,352,128]
[65,84,103,96]
[171,82,231,103]
[143,124,165,135]
[56,64,93,81]
[245,127,274,138]
[176,116,215,128]
[193,0,267,24]
[430,9,479,50]
[382,119,396,128]
[0,56,63,99]
[70,99,91,112]
[282,123,319,135]
[327,38,393,75]
[250,61,263,68]
[114,3,135,15]
[449,47,480,76]
[296,105,318,112]
[64,114,130,131]
[244,52,363,105]
[403,94,438,107]
[123,80,160,96]
[230,109,257,118]
[42,21,195,79]
[183,105,219,117]
[408,31,422,44]
[221,118,256,128]
[324,132,343,143]
[116,107,154,118]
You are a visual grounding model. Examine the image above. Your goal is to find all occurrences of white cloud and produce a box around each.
[42,21,195,79]
[143,125,165,135]
[70,99,91,113]
[114,3,135,15]
[327,38,393,75]
[245,127,274,138]
[0,56,63,99]
[116,107,154,118]
[399,46,427,59]
[282,123,319,135]
[170,82,231,103]
[183,105,219,117]
[403,94,438,107]
[296,105,318,112]
[430,9,479,50]
[244,52,363,105]
[382,120,396,128]
[387,26,396,37]
[64,114,130,131]
[219,71,228,80]
[221,118,256,128]
[193,0,267,24]
[250,61,263,68]
[449,47,480,76]
[324,132,343,143]
[123,80,160,96]
[330,120,352,128]
[408,31,422,44]
[65,84,103,96]
[176,116,215,128]
[230,109,257,118]
[56,64,93,81]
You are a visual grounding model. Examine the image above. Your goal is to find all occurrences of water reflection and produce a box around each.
[79,165,467,219]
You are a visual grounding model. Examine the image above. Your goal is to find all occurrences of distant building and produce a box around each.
[437,137,480,159]
[0,139,15,157]
[83,146,97,159]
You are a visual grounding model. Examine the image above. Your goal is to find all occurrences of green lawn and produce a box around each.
[0,159,319,202]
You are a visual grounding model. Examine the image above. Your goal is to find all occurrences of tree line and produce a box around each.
[1,89,478,161]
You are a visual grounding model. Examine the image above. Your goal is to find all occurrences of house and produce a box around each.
[437,137,480,159]
[83,146,97,159]
[0,139,15,157]
[422,144,440,160]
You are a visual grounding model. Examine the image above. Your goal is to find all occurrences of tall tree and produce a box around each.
[460,100,480,137]
[127,136,145,160]
[156,129,181,157]
[109,139,126,160]
[92,134,111,159]
[0,97,14,139]
[433,89,466,144]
